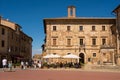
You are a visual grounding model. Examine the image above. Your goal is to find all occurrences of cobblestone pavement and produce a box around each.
[0,68,120,80]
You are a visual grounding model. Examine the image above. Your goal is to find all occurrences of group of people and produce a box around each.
[2,58,81,72]
[1,57,43,72]
[42,61,81,68]
[20,61,28,70]
[33,60,42,68]
[20,60,42,69]
[2,58,13,71]
[2,58,32,71]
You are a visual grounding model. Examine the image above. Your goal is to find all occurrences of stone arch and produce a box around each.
[79,53,85,64]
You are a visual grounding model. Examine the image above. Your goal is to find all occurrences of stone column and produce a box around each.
[100,52,103,65]
[112,52,115,66]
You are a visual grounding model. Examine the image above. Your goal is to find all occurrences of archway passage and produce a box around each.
[79,53,84,64]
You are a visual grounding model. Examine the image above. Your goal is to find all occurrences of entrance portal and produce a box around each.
[79,53,84,64]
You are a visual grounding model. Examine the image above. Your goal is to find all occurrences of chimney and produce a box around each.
[68,6,76,18]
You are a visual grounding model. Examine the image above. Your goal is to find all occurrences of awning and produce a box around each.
[43,54,61,58]
[12,55,24,59]
[62,54,79,59]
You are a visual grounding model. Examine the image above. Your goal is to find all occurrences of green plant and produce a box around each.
[13,63,21,68]
[42,62,49,68]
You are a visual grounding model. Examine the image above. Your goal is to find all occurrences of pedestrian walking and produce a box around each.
[34,60,37,68]
[28,60,32,68]
[8,61,12,71]
[25,61,29,68]
[2,58,7,71]
[21,61,24,69]
[38,61,42,68]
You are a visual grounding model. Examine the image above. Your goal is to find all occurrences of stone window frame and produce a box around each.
[79,38,84,46]
[102,38,106,45]
[67,38,71,46]
[92,26,96,31]
[53,26,57,31]
[92,38,96,45]
[79,26,83,31]
[93,53,96,57]
[67,26,71,31]
[53,38,57,46]
[1,40,5,47]
[102,26,106,31]
[2,28,5,35]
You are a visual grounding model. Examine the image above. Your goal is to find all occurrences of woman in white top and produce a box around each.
[2,58,7,71]
[2,58,7,68]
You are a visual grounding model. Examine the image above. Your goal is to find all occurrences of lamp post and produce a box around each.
[8,47,11,61]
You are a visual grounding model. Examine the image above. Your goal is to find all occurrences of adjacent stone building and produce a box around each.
[0,17,33,67]
[113,5,120,65]
[42,5,120,65]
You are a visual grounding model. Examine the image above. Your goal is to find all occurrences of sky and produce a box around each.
[0,0,120,56]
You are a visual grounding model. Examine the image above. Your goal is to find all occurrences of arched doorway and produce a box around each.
[79,53,84,64]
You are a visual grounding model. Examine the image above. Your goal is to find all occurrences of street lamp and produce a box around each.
[8,47,11,60]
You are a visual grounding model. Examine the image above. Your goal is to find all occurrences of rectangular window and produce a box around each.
[93,53,96,57]
[2,28,5,35]
[102,38,106,45]
[80,39,83,45]
[88,58,91,62]
[12,32,14,39]
[79,26,83,31]
[53,26,56,31]
[67,39,71,46]
[15,47,18,52]
[53,38,56,46]
[102,26,105,31]
[67,26,71,31]
[1,40,5,47]
[92,26,95,31]
[92,38,96,45]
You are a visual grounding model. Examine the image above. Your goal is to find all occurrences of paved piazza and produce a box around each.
[0,69,120,80]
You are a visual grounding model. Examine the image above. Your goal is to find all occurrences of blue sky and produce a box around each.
[0,0,120,55]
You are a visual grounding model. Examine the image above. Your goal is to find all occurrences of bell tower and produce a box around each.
[68,6,76,18]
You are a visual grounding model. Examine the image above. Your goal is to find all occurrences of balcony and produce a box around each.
[100,44,115,53]
[100,44,115,49]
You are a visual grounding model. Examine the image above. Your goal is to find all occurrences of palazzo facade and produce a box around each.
[42,5,120,65]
